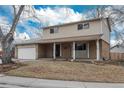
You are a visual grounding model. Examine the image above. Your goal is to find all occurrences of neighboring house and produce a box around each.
[15,18,111,61]
[111,44,124,53]
[110,44,124,60]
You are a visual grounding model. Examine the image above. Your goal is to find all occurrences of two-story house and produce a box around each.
[15,18,111,61]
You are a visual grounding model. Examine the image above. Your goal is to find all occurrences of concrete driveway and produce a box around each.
[0,75,124,88]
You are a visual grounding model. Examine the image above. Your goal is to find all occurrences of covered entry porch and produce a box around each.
[38,40,100,61]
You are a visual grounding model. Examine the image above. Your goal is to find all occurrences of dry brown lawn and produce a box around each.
[5,60,124,83]
[0,63,25,73]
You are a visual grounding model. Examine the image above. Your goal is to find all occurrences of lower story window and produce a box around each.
[75,43,86,50]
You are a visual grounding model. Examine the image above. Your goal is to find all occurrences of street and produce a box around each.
[0,75,124,88]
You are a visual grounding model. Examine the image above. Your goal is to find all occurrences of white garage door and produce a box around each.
[18,48,36,59]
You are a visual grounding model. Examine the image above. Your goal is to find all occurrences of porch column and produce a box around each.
[87,42,89,58]
[53,42,56,59]
[60,43,62,57]
[96,39,100,60]
[72,41,76,60]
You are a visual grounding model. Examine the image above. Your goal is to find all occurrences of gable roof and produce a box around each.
[110,43,124,53]
[43,17,111,32]
[111,43,124,49]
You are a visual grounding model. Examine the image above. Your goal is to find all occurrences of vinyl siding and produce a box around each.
[43,19,110,43]
[43,21,102,39]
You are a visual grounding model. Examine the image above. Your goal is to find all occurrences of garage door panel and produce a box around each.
[18,48,36,59]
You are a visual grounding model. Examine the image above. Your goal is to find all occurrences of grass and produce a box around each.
[4,60,124,83]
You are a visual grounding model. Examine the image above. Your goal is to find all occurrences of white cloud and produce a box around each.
[34,7,84,26]
[0,15,31,40]
[0,16,11,35]
[14,32,30,40]
[0,16,9,25]
[14,6,83,40]
[0,6,86,41]
[18,32,30,40]
[17,20,43,39]
[110,39,116,46]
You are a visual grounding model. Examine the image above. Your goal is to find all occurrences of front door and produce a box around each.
[56,44,60,57]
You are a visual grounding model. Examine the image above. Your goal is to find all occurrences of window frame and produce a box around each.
[77,22,89,30]
[83,23,89,29]
[75,43,87,51]
[54,27,59,33]
[50,27,59,34]
[77,24,83,30]
[50,28,54,34]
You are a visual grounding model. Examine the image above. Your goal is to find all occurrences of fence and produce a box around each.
[110,52,124,61]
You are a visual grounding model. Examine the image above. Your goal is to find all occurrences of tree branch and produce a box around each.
[0,27,3,37]
[13,5,16,18]
[10,5,25,34]
[0,26,4,41]
[5,5,25,40]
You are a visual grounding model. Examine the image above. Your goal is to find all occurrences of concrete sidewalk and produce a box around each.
[0,75,124,88]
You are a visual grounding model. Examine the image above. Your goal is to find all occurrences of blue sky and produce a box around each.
[0,5,115,44]
[34,5,97,13]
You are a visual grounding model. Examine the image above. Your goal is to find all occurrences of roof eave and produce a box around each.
[42,18,102,30]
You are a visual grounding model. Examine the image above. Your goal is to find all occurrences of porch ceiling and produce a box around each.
[15,34,102,45]
[39,34,102,43]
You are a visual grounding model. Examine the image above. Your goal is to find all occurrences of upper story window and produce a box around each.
[50,27,59,34]
[78,24,83,30]
[50,28,54,34]
[77,22,89,30]
[83,23,89,29]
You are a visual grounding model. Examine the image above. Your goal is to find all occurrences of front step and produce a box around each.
[75,59,93,63]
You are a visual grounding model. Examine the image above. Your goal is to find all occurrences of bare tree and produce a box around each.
[110,6,124,45]
[86,5,124,45]
[0,5,47,64]
[0,5,25,64]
